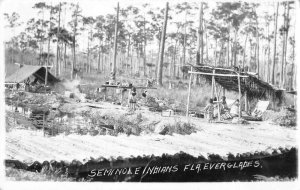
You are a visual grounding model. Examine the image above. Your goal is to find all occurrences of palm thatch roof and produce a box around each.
[190,65,284,101]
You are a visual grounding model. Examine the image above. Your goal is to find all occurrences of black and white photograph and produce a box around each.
[0,0,299,188]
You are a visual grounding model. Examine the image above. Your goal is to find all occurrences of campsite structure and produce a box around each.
[5,65,59,91]
[186,65,285,120]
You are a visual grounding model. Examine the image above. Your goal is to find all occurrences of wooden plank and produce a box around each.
[213,76,221,121]
[190,64,239,73]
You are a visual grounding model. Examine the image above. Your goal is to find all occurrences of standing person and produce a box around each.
[203,98,214,122]
[131,87,137,111]
[128,87,137,111]
[213,97,219,118]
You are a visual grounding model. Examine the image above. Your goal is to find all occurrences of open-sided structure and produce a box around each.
[186,65,284,119]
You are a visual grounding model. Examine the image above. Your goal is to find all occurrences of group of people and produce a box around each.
[116,83,148,111]
[203,96,240,122]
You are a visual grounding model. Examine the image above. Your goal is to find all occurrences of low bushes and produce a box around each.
[263,109,296,127]
[161,121,196,135]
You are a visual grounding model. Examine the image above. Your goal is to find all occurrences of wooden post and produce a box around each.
[120,90,123,105]
[245,91,248,114]
[222,87,225,97]
[213,81,221,121]
[104,88,107,101]
[211,69,215,98]
[186,67,193,117]
[238,73,241,118]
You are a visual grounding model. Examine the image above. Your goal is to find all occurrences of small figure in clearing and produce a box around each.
[220,96,229,113]
[142,90,147,98]
[213,97,219,118]
[129,87,137,111]
[203,98,214,122]
[220,96,232,120]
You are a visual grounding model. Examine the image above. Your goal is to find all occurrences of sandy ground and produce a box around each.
[6,101,296,164]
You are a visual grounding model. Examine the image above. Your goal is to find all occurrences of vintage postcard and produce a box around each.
[0,0,298,189]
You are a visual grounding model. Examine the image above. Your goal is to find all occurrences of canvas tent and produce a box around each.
[5,65,59,85]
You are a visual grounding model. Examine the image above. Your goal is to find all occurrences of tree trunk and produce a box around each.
[283,2,290,88]
[233,29,237,66]
[155,39,160,78]
[87,36,90,73]
[256,19,260,78]
[196,2,203,66]
[183,15,187,68]
[214,38,218,66]
[267,23,271,83]
[97,40,100,71]
[45,8,52,86]
[196,2,204,85]
[157,2,169,86]
[280,2,287,88]
[55,2,61,77]
[127,35,131,73]
[71,3,79,80]
[290,39,295,90]
[205,24,209,62]
[271,2,279,85]
[173,39,178,79]
[242,34,248,69]
[112,2,119,81]
[227,27,230,66]
[218,42,224,66]
[143,17,147,77]
[64,42,66,69]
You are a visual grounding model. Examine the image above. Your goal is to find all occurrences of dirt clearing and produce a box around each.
[6,115,296,164]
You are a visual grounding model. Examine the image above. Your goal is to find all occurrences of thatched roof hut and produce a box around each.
[185,64,285,119]
[190,65,284,101]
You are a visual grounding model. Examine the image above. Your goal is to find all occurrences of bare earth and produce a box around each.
[6,102,297,164]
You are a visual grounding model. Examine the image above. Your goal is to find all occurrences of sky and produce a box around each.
[0,0,297,52]
[1,0,192,50]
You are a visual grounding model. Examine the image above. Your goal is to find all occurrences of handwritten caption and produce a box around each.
[88,160,261,178]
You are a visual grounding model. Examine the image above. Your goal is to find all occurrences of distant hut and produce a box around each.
[5,65,59,92]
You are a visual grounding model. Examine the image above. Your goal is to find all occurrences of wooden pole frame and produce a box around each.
[245,91,248,113]
[186,66,193,117]
[238,72,241,118]
[213,82,221,121]
[188,71,248,78]
[211,69,215,98]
